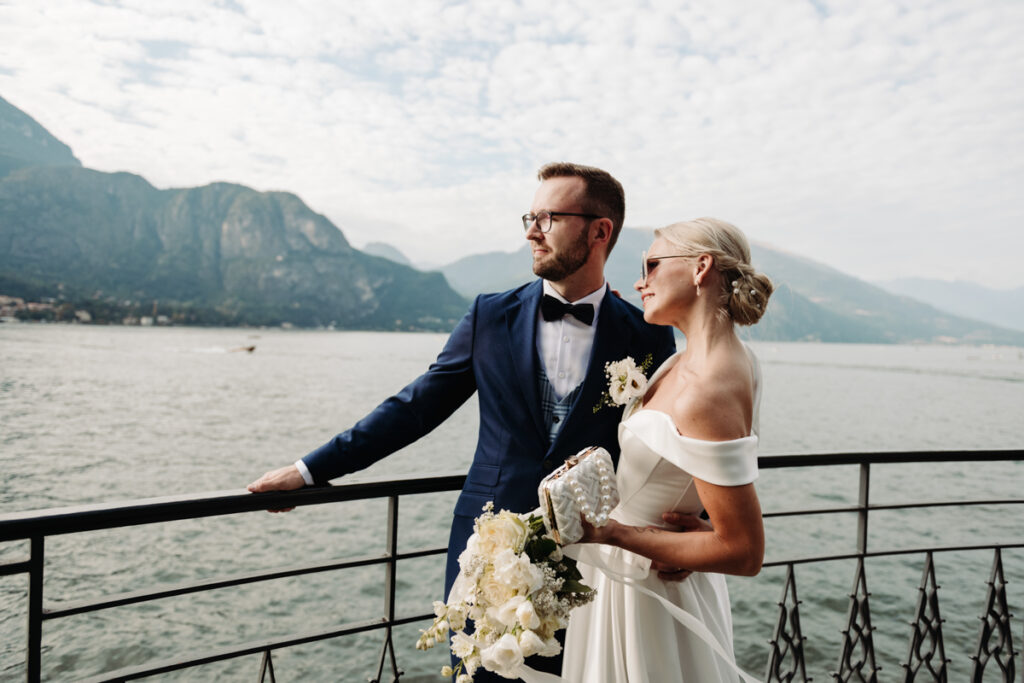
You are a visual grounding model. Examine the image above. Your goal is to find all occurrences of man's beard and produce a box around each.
[532,229,590,281]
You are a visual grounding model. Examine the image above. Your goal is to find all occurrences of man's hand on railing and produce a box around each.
[247,465,306,513]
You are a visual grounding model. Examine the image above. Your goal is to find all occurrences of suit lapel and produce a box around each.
[506,280,547,443]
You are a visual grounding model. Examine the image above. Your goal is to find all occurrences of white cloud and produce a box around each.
[1,0,1022,286]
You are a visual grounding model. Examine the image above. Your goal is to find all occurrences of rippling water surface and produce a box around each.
[2,325,1023,681]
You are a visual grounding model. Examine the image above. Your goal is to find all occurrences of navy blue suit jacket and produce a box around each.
[303,279,676,599]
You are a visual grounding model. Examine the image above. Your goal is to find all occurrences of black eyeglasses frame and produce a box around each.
[522,211,603,233]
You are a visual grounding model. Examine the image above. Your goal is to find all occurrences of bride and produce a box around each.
[562,217,773,682]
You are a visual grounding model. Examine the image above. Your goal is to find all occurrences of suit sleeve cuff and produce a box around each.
[294,459,315,486]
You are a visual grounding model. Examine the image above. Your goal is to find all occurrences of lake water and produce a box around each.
[1,324,1023,681]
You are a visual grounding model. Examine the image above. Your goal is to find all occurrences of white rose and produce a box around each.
[517,629,546,658]
[457,675,473,683]
[479,633,525,679]
[476,512,529,556]
[433,600,447,618]
[479,566,516,607]
[440,665,454,677]
[492,549,544,594]
[451,631,476,659]
[483,604,508,631]
[494,595,527,628]
[515,600,541,630]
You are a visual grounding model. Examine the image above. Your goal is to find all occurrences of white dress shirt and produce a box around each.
[295,280,607,485]
[537,280,606,400]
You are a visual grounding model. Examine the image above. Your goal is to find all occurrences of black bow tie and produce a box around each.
[541,294,595,326]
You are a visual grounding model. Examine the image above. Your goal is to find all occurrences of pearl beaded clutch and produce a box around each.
[537,446,620,545]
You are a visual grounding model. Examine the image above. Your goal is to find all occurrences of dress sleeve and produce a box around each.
[619,411,759,486]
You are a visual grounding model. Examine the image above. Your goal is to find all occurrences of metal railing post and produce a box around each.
[384,495,398,626]
[27,535,43,683]
[372,494,402,682]
[857,462,870,556]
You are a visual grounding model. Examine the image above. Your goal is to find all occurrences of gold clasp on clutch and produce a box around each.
[543,489,562,545]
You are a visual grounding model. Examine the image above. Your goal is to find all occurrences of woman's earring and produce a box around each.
[696,283,701,297]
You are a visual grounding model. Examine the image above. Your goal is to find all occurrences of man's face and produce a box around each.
[526,176,592,282]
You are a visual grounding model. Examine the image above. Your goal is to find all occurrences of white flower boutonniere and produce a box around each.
[593,353,654,413]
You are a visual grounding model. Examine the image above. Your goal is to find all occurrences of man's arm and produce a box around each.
[247,298,480,493]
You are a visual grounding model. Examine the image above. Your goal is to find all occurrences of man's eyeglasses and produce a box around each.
[522,211,602,233]
[641,250,690,285]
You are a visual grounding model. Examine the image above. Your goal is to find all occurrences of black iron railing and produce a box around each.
[1,450,1022,682]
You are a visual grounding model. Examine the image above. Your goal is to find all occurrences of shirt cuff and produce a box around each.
[294,459,314,486]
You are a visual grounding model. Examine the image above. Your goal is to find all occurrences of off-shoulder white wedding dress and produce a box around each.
[561,349,761,683]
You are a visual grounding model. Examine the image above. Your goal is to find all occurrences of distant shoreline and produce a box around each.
[0,293,456,332]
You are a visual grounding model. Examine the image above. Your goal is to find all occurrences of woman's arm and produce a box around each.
[579,478,764,576]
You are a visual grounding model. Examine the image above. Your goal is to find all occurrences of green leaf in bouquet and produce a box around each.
[527,537,557,560]
[560,558,584,581]
[561,579,594,594]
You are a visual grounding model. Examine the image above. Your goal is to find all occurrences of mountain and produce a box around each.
[436,228,1024,346]
[441,246,536,297]
[0,95,80,177]
[875,277,1024,333]
[0,96,467,330]
[361,241,412,267]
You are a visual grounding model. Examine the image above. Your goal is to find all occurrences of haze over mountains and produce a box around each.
[0,95,466,330]
[1,93,1021,345]
[875,278,1024,333]
[384,232,1024,345]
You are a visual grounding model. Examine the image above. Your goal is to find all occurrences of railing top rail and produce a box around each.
[0,472,467,541]
[2,449,1021,542]
[757,448,1024,468]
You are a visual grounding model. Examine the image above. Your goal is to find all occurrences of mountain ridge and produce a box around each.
[0,96,467,330]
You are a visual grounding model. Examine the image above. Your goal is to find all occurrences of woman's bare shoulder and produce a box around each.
[669,353,754,441]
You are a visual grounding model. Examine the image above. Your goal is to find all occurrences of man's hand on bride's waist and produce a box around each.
[654,511,714,581]
[662,511,714,533]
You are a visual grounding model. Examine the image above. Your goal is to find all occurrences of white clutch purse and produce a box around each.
[537,446,620,545]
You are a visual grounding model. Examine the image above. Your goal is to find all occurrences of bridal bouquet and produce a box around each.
[416,502,595,681]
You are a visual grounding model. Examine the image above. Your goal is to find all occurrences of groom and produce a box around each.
[248,161,676,677]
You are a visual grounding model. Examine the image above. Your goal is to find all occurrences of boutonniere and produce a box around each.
[593,353,653,413]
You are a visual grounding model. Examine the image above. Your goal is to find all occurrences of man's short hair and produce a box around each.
[537,162,625,255]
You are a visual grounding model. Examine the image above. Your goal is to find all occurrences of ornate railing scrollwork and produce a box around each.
[901,551,948,682]
[969,548,1016,682]
[832,559,879,683]
[765,563,811,683]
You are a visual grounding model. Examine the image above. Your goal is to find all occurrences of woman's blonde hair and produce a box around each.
[654,217,773,326]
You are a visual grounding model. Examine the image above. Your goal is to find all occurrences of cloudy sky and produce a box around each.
[2,0,1023,287]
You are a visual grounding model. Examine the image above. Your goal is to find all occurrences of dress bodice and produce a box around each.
[611,345,762,530]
